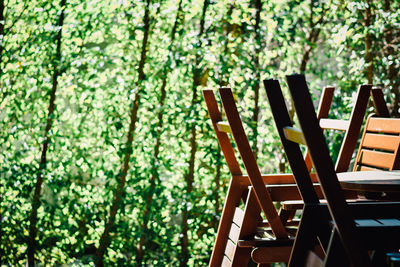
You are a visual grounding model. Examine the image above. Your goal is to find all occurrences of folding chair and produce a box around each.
[204,88,297,267]
[265,74,400,267]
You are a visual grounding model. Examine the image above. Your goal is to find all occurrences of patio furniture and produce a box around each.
[204,88,294,266]
[265,74,400,267]
[203,83,372,266]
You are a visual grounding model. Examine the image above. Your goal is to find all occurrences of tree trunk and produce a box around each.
[383,0,399,116]
[364,0,373,84]
[300,0,326,73]
[0,0,4,72]
[135,1,183,265]
[0,1,3,250]
[27,0,66,265]
[180,1,209,266]
[211,2,235,228]
[251,0,262,160]
[94,0,152,265]
[0,0,5,101]
[218,3,234,87]
[281,0,326,173]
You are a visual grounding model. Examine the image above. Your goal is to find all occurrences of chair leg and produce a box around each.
[370,250,388,267]
[279,208,296,225]
[289,205,320,267]
[231,189,261,266]
[209,178,245,267]
[324,228,351,267]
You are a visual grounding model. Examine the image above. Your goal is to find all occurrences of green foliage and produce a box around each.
[1,0,398,265]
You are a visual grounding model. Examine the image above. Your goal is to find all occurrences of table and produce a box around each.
[338,171,400,200]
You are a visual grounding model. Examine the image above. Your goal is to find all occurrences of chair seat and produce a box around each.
[237,236,295,248]
[282,198,371,211]
[356,219,400,249]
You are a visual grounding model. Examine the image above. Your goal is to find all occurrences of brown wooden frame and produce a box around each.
[265,75,400,267]
[310,84,370,172]
[281,83,371,213]
[204,82,378,266]
[204,89,295,266]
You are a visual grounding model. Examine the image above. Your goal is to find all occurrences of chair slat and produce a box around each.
[376,219,400,226]
[232,208,244,227]
[355,219,382,227]
[357,149,395,169]
[221,256,231,267]
[358,165,381,171]
[366,118,400,134]
[235,173,318,185]
[228,223,240,243]
[266,184,324,201]
[319,119,349,131]
[362,133,399,151]
[216,121,232,133]
[283,127,306,145]
[251,246,293,264]
[225,239,236,260]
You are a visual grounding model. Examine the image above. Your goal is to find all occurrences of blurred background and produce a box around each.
[1,0,399,265]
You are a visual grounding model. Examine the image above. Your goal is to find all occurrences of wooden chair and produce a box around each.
[265,74,400,267]
[353,115,400,172]
[204,88,296,267]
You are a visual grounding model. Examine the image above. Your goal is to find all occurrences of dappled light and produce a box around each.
[1,0,399,266]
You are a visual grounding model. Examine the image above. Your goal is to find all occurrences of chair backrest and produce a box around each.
[203,88,288,239]
[264,79,322,205]
[304,84,371,172]
[353,116,400,171]
[371,87,390,117]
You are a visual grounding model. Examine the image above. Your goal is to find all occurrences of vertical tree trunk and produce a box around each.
[251,0,262,160]
[212,2,235,228]
[0,0,5,99]
[180,1,209,266]
[95,0,152,265]
[0,0,5,260]
[27,0,66,265]
[280,0,326,173]
[364,0,373,84]
[218,3,234,87]
[0,0,4,71]
[299,0,326,73]
[135,1,183,265]
[299,0,324,74]
[383,0,399,116]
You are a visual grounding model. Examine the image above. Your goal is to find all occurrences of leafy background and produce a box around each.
[1,0,399,266]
